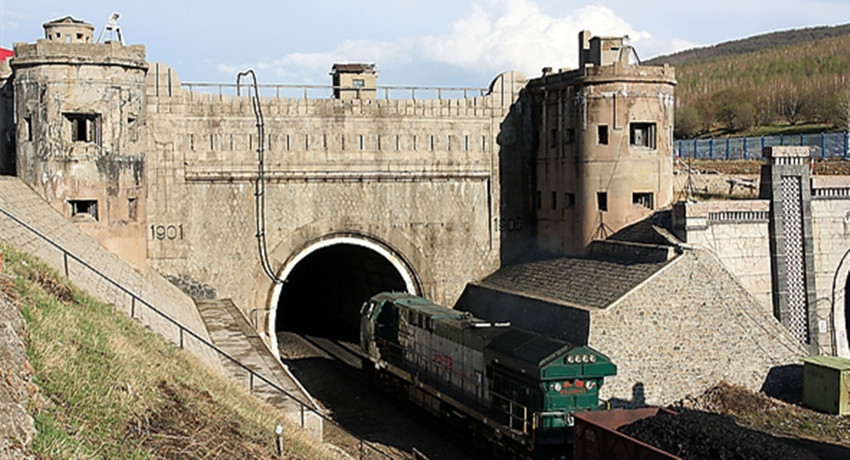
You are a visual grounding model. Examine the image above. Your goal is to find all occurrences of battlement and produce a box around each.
[12,39,146,69]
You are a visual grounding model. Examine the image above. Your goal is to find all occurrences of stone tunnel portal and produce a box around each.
[273,237,418,345]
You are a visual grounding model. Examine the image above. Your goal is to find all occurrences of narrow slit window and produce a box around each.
[24,117,33,141]
[128,197,138,221]
[551,191,557,210]
[597,125,608,145]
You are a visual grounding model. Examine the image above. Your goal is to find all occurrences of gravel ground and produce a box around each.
[277,332,483,460]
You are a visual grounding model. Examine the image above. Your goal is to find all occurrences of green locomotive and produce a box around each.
[360,292,617,455]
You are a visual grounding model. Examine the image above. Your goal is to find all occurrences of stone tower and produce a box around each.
[525,32,676,255]
[11,16,149,267]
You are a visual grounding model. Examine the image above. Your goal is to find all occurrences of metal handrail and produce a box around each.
[0,205,394,460]
[182,81,489,101]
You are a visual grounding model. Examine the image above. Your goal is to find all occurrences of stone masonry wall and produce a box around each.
[590,248,806,406]
[674,200,773,312]
[810,178,850,358]
[144,63,525,334]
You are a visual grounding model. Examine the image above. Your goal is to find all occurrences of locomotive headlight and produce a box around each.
[582,355,590,363]
[589,354,597,363]
[567,355,575,363]
[554,382,562,392]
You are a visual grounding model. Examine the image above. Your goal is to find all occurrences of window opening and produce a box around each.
[597,125,608,145]
[633,192,654,209]
[535,191,542,210]
[64,113,101,145]
[24,117,33,141]
[70,200,98,221]
[597,192,608,212]
[564,128,576,145]
[551,191,557,210]
[128,197,138,221]
[564,192,576,209]
[630,122,656,149]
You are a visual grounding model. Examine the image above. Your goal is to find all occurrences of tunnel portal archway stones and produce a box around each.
[831,251,850,358]
[266,231,423,359]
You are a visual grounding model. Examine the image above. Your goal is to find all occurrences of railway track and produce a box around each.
[277,331,482,460]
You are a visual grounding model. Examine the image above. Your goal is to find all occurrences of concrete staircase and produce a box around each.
[195,299,322,436]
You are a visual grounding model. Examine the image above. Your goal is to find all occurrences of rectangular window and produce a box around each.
[535,191,542,210]
[128,197,138,221]
[564,192,576,209]
[550,129,558,147]
[24,116,33,141]
[630,122,657,149]
[65,113,101,145]
[597,125,608,145]
[464,135,469,151]
[564,128,576,145]
[597,192,608,212]
[352,78,365,88]
[633,192,654,209]
[70,199,98,221]
[359,134,364,150]
[429,135,435,151]
[551,191,557,210]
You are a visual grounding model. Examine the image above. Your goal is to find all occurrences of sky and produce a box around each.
[2,0,850,88]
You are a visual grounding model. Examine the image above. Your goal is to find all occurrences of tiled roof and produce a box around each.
[478,252,670,310]
[331,63,376,73]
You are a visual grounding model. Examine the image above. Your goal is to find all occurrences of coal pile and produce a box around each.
[619,410,819,460]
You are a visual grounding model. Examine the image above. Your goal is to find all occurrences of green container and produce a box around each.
[802,356,850,415]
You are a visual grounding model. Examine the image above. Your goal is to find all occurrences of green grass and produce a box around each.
[1,243,333,459]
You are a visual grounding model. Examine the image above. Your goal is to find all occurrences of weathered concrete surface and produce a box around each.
[194,299,322,439]
[0,295,36,459]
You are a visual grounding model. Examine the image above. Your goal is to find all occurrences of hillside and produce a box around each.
[645,23,850,67]
[0,243,335,459]
[644,24,850,138]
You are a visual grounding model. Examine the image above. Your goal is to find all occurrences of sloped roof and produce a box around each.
[45,16,88,25]
[478,249,671,310]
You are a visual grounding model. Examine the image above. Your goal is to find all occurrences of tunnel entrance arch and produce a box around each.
[268,235,420,356]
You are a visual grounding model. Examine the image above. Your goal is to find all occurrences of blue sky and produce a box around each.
[2,0,850,87]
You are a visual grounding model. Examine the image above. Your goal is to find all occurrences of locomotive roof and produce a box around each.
[372,291,467,319]
[487,328,572,367]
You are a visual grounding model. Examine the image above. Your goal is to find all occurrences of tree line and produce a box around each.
[653,27,850,138]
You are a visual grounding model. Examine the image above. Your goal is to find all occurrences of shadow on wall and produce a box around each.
[760,363,804,404]
[608,382,648,409]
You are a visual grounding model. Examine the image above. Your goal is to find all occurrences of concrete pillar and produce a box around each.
[760,146,818,354]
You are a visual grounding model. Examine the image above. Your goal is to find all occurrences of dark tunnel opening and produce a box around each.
[276,243,409,342]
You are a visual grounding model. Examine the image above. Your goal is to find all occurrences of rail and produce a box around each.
[181,82,489,101]
[0,206,394,460]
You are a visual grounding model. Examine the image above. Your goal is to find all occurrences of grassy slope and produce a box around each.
[0,243,332,459]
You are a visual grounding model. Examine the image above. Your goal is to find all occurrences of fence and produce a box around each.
[0,206,395,460]
[182,82,489,101]
[675,131,850,160]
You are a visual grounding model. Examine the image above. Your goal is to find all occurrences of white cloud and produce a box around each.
[420,0,651,76]
[216,0,652,83]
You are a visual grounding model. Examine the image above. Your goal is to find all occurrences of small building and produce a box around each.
[330,63,377,100]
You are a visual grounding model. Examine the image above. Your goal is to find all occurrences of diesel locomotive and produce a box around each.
[359,292,617,457]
